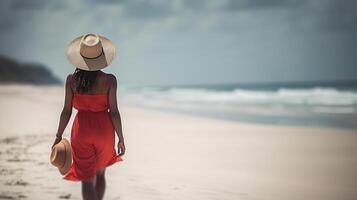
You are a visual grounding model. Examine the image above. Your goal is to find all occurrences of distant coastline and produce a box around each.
[0,55,61,85]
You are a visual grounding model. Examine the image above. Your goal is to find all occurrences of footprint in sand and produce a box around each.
[0,192,27,199]
[58,193,71,199]
[0,134,57,199]
[4,180,29,186]
[0,137,18,144]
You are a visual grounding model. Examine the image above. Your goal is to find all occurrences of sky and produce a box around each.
[0,0,356,86]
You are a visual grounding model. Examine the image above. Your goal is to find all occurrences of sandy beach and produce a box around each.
[0,85,357,200]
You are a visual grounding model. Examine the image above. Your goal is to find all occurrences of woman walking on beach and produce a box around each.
[52,33,125,200]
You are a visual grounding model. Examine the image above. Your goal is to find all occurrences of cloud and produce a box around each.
[121,0,174,19]
[8,0,66,10]
[224,0,308,11]
[320,0,357,32]
[0,0,356,85]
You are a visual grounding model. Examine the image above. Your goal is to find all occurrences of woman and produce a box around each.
[52,33,125,200]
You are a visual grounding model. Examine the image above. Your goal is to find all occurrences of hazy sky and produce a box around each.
[0,0,356,86]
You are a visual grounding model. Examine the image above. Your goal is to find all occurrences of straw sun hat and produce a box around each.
[50,138,72,175]
[66,33,116,71]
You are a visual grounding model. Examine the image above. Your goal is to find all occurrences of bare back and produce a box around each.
[64,71,118,115]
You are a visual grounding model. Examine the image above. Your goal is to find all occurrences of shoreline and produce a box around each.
[1,85,357,199]
[121,103,357,131]
[1,84,356,131]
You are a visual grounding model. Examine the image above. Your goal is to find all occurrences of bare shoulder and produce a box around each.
[65,74,74,85]
[106,73,117,86]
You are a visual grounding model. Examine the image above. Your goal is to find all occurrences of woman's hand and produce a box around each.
[117,141,126,156]
[52,136,62,148]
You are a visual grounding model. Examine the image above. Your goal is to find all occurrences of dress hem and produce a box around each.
[63,155,123,182]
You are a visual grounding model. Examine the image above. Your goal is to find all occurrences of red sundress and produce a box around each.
[64,93,123,181]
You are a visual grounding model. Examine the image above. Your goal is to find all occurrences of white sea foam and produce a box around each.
[120,86,357,127]
[123,87,357,107]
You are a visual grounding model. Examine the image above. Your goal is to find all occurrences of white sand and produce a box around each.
[0,85,357,200]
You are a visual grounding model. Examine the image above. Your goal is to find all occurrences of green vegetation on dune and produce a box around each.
[0,55,61,85]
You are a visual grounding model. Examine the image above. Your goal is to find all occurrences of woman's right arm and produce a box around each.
[108,74,126,156]
[52,75,73,147]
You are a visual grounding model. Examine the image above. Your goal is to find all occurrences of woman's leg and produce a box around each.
[95,169,106,200]
[82,178,97,200]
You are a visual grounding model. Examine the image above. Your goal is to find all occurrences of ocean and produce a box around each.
[119,81,357,129]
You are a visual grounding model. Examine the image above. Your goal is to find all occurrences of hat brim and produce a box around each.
[66,35,116,71]
[58,138,72,175]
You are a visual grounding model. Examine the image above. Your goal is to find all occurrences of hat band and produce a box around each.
[80,47,104,59]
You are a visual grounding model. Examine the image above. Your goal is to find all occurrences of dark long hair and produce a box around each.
[73,68,99,93]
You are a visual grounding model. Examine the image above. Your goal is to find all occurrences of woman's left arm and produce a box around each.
[52,75,73,147]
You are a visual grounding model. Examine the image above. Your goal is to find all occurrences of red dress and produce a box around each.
[64,93,123,181]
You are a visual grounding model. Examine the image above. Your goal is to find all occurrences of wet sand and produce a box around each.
[0,85,357,200]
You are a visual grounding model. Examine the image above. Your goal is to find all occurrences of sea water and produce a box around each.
[119,81,357,129]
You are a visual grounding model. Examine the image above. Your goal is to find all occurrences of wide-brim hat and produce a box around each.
[50,138,72,175]
[66,33,116,71]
